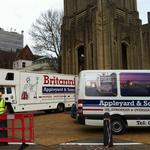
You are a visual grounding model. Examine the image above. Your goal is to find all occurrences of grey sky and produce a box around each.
[0,0,149,48]
[0,0,63,47]
[137,0,150,24]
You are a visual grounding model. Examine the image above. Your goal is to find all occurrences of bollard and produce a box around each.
[103,112,113,147]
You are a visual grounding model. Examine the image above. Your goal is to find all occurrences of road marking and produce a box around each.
[61,142,142,146]
[8,142,35,145]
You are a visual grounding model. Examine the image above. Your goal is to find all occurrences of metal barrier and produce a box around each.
[0,113,34,143]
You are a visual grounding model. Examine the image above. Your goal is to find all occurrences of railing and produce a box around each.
[0,113,34,143]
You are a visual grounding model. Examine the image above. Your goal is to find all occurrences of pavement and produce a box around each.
[1,138,150,150]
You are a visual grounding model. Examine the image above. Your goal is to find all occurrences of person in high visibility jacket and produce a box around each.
[0,92,8,145]
[0,92,7,115]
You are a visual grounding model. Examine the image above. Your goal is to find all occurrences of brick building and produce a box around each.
[0,50,16,69]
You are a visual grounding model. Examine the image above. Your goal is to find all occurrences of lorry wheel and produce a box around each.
[57,104,64,112]
[111,116,126,134]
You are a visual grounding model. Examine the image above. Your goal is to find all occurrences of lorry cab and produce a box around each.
[0,86,16,104]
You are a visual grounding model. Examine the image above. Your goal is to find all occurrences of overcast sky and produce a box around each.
[0,0,149,48]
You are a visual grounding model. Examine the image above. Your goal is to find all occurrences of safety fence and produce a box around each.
[0,113,34,143]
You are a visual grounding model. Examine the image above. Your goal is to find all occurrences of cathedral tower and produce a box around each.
[61,0,143,74]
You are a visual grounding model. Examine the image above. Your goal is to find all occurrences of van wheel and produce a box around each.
[111,116,126,134]
[57,104,64,112]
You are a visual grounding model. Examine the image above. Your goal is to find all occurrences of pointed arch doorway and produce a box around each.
[121,43,128,69]
[77,45,85,73]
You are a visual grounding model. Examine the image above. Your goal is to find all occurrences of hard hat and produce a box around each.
[0,92,2,96]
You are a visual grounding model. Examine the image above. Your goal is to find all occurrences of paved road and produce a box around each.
[1,138,150,150]
[1,111,150,149]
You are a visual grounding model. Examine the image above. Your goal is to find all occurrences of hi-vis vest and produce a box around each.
[0,98,5,115]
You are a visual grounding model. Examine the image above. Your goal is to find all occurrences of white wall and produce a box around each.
[13,60,32,69]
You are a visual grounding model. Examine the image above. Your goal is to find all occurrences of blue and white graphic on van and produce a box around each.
[82,100,150,108]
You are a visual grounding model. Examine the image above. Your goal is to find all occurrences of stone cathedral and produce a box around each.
[61,0,150,74]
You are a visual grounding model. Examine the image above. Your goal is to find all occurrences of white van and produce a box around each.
[76,70,150,134]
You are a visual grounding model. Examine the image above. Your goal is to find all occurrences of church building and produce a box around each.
[61,0,150,74]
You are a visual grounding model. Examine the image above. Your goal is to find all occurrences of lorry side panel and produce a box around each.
[18,72,76,111]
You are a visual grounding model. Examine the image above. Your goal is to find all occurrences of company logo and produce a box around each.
[42,86,75,93]
[43,75,75,85]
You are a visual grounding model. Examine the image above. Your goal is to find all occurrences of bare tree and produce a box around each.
[30,10,63,72]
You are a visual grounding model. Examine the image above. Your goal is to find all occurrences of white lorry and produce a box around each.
[76,70,150,134]
[0,69,77,113]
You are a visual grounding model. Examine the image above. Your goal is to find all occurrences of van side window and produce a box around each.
[85,72,117,96]
[120,73,150,96]
[5,73,14,80]
[6,87,12,94]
